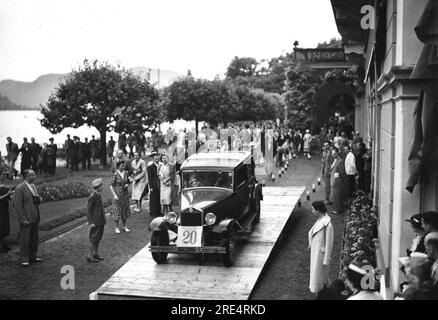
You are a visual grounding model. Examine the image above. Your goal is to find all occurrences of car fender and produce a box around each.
[212,219,244,234]
[149,217,167,232]
[255,183,263,201]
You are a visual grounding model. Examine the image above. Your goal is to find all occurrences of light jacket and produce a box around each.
[344,151,357,175]
[308,214,334,293]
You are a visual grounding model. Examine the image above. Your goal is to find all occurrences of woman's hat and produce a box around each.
[405,213,423,229]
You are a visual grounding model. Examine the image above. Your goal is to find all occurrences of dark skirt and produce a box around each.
[330,186,345,213]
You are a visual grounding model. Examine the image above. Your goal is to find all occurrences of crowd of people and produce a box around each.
[1,136,58,179]
[1,119,437,301]
[308,200,438,300]
[308,127,438,300]
[319,130,372,215]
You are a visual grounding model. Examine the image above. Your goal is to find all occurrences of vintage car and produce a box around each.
[149,151,263,267]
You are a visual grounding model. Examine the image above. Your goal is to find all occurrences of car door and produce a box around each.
[234,164,249,220]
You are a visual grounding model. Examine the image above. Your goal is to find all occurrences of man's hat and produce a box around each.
[49,137,54,141]
[91,178,103,188]
[405,213,423,229]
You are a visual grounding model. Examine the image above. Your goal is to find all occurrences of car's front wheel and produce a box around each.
[151,230,169,264]
[221,229,237,267]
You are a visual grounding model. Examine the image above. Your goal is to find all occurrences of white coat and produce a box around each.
[308,214,334,293]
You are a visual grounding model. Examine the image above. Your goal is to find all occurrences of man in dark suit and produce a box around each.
[90,135,99,162]
[48,138,58,175]
[81,138,92,170]
[71,137,80,171]
[147,153,161,217]
[64,134,73,168]
[86,178,106,263]
[19,138,32,173]
[13,169,42,267]
[6,137,19,179]
[29,138,41,173]
[321,142,334,205]
[107,136,116,160]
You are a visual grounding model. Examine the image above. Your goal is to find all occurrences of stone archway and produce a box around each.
[312,81,356,133]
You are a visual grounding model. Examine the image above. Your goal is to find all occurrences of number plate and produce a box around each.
[176,226,203,248]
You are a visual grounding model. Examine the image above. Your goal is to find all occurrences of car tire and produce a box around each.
[253,197,261,225]
[221,229,237,267]
[151,230,169,264]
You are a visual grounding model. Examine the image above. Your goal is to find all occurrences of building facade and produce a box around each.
[331,0,438,298]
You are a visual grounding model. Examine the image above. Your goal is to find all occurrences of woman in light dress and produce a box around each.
[264,129,275,180]
[131,152,147,213]
[158,154,173,214]
[303,129,313,159]
[308,201,334,295]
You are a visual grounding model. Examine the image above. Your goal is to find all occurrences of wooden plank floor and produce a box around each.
[91,186,305,300]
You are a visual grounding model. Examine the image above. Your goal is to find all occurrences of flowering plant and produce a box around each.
[340,191,379,285]
[36,181,91,203]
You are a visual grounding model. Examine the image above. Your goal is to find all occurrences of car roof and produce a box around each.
[180,151,252,170]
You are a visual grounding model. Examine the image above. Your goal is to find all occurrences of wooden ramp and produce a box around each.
[91,186,305,300]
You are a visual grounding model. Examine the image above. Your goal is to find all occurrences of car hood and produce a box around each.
[181,188,232,211]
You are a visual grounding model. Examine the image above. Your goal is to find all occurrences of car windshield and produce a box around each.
[182,171,233,189]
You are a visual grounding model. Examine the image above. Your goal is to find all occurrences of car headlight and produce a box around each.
[205,213,216,226]
[165,212,178,224]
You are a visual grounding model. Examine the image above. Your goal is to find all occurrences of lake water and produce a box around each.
[0,110,199,157]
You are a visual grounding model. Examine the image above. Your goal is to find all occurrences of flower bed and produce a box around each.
[39,199,112,231]
[340,191,378,271]
[36,181,91,203]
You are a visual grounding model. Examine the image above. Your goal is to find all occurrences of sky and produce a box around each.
[0,0,340,82]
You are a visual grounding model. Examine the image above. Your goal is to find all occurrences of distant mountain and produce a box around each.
[0,93,28,110]
[0,67,182,110]
[0,74,67,109]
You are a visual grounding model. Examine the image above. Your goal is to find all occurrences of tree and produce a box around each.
[282,64,321,129]
[164,77,238,136]
[164,77,210,138]
[317,38,342,48]
[229,84,283,122]
[40,59,160,165]
[227,54,294,94]
[113,73,162,134]
[226,56,258,79]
